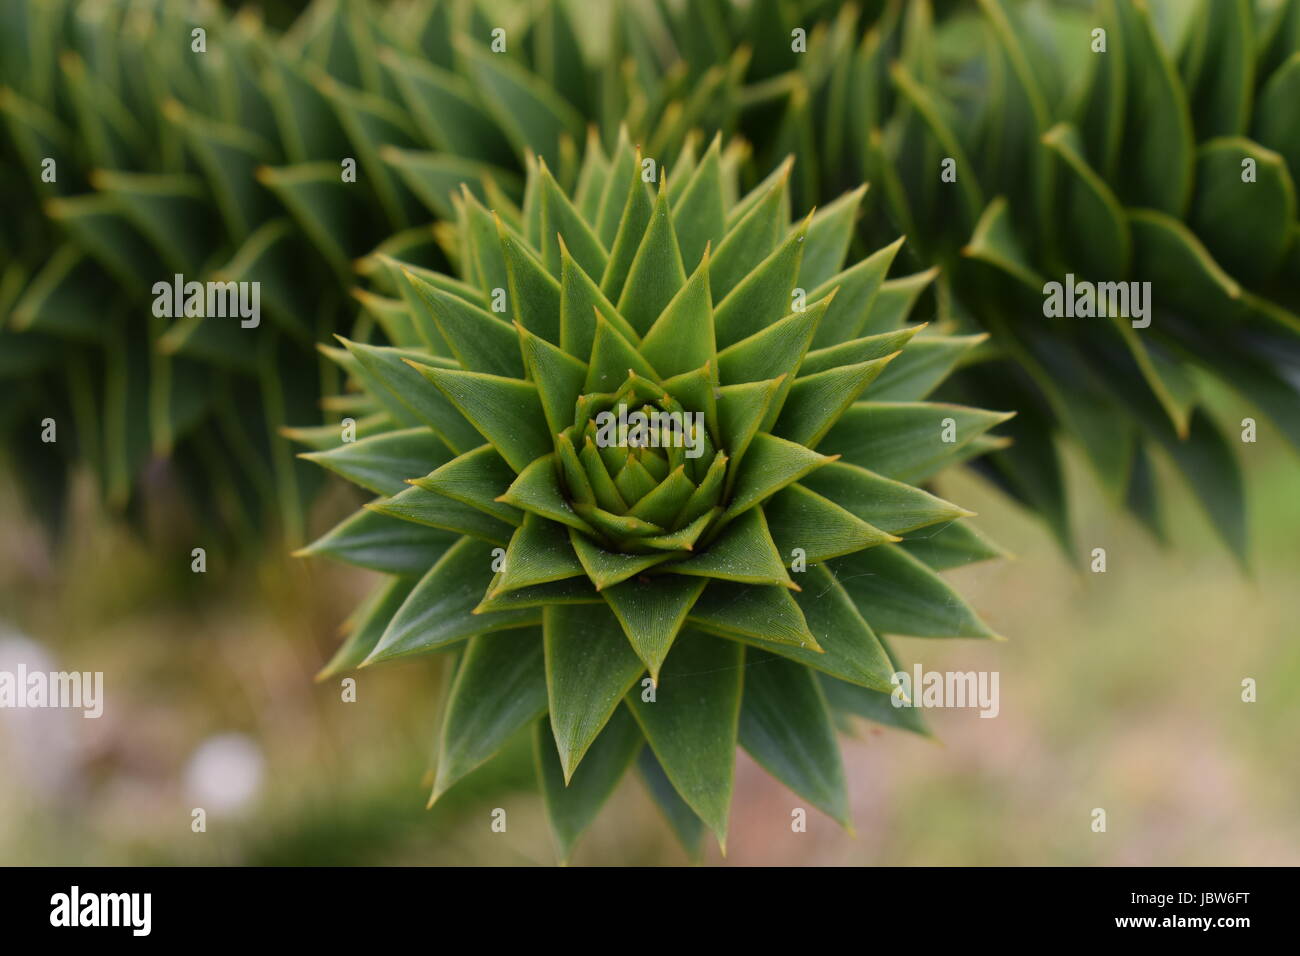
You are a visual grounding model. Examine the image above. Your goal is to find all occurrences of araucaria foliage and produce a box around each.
[298,132,1008,859]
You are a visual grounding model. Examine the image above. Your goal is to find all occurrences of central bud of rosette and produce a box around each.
[556,370,726,556]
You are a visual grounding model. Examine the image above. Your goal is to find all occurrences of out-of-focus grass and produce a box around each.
[0,478,552,866]
[1,382,1295,865]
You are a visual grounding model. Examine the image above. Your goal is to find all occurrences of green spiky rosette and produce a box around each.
[296,131,1009,859]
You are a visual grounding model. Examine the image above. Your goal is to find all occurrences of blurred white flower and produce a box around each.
[0,627,81,797]
[182,733,265,817]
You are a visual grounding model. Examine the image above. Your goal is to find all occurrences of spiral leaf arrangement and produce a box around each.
[296,131,1008,858]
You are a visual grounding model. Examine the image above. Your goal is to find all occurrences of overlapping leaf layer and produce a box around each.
[744,0,1300,560]
[0,0,744,542]
[297,132,1008,858]
[9,0,1292,564]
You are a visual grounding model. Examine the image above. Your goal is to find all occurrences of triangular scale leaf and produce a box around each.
[828,544,999,639]
[406,361,551,472]
[601,574,707,680]
[774,353,897,446]
[713,213,810,348]
[739,648,850,826]
[369,537,539,665]
[543,603,645,780]
[800,460,972,534]
[722,432,835,522]
[626,631,742,849]
[411,444,522,525]
[615,179,687,336]
[763,483,898,562]
[431,627,547,801]
[670,507,795,588]
[535,710,642,862]
[517,321,588,434]
[638,249,715,378]
[302,426,452,496]
[367,484,515,545]
[495,512,585,593]
[402,268,524,378]
[499,454,594,533]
